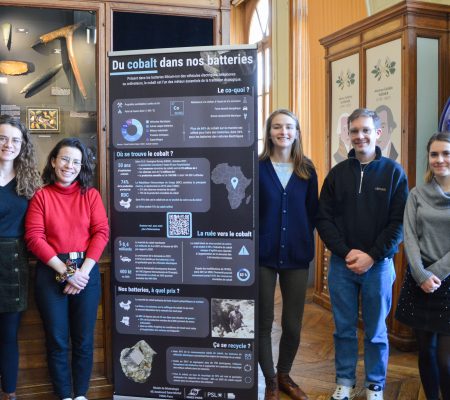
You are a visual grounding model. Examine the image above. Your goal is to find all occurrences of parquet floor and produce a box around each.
[257,286,427,400]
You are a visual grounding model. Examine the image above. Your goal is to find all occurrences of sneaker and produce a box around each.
[74,397,88,400]
[330,384,357,400]
[366,384,383,400]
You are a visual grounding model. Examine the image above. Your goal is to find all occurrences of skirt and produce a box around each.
[395,266,450,335]
[0,238,29,313]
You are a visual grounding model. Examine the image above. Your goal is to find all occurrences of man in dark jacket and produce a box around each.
[316,108,408,400]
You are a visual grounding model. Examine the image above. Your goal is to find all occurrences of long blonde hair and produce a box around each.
[425,131,450,183]
[259,109,314,179]
[0,115,41,199]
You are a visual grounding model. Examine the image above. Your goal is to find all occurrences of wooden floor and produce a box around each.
[257,287,427,400]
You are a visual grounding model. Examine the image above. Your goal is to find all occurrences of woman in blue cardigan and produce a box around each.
[259,109,318,400]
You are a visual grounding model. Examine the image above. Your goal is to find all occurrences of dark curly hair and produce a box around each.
[0,115,41,199]
[42,137,94,193]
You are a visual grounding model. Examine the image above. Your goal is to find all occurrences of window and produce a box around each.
[248,0,271,154]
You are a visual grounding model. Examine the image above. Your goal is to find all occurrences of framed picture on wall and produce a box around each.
[366,38,402,162]
[365,0,402,15]
[330,53,360,167]
[27,107,60,132]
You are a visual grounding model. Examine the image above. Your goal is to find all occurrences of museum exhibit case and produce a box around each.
[0,0,228,398]
[314,0,450,350]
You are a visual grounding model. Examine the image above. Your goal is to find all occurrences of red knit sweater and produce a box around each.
[25,182,109,264]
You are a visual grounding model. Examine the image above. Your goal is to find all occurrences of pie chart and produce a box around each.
[121,119,143,142]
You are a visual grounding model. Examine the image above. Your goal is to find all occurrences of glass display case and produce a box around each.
[0,5,99,175]
[0,3,108,399]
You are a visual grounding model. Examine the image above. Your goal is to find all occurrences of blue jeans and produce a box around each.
[0,311,22,393]
[328,254,395,389]
[35,260,100,399]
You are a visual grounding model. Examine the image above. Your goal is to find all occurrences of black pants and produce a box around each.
[415,329,450,400]
[258,266,309,378]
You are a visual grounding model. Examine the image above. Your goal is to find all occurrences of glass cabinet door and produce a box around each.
[0,5,98,180]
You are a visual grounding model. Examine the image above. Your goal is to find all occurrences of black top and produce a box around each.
[316,147,409,261]
[0,178,28,238]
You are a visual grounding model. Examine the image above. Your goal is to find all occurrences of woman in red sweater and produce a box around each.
[25,138,109,400]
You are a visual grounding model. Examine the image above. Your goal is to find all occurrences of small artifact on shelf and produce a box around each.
[120,340,157,383]
[1,23,12,50]
[28,109,58,130]
[32,23,87,99]
[0,60,28,75]
[20,63,63,96]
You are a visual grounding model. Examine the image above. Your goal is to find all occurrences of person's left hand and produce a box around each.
[345,249,374,274]
[420,275,441,294]
[63,269,90,295]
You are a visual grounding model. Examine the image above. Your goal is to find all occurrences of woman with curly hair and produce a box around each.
[0,115,41,400]
[25,138,109,400]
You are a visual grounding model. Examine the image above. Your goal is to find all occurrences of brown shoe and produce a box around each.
[277,373,308,400]
[264,375,280,400]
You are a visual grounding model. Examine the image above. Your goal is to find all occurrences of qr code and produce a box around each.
[167,212,192,238]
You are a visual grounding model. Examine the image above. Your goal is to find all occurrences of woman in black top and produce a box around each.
[0,115,40,400]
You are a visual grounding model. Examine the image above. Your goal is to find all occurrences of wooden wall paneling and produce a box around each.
[403,25,417,184]
[99,259,113,391]
[97,3,109,212]
[307,0,367,185]
[102,0,223,8]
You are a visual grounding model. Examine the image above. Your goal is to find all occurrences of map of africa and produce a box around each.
[211,163,251,209]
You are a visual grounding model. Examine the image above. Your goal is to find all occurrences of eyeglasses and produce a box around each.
[349,128,374,136]
[0,135,22,147]
[58,156,82,167]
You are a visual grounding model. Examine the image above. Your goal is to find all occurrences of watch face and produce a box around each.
[439,96,450,132]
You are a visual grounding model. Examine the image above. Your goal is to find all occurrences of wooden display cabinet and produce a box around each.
[314,0,450,351]
[0,0,230,398]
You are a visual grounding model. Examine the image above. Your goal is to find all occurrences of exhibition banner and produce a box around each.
[109,45,258,400]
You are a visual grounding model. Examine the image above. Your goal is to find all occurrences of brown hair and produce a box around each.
[424,131,450,183]
[259,109,314,179]
[347,108,381,130]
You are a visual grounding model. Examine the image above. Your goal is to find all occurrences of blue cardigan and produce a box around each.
[259,158,318,269]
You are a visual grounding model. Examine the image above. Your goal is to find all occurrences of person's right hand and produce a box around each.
[345,249,374,274]
[420,275,441,294]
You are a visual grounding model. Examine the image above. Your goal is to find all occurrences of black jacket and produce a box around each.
[316,147,408,261]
